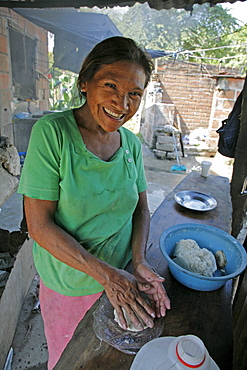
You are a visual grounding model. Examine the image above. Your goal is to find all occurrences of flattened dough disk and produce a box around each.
[93,293,164,354]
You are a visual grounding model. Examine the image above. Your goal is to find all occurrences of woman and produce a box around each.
[18,36,170,369]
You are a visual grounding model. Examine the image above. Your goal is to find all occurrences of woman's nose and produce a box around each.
[115,92,129,110]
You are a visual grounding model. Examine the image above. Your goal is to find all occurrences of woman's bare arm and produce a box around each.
[24,196,156,330]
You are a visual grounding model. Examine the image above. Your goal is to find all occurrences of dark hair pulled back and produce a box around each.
[77,36,154,100]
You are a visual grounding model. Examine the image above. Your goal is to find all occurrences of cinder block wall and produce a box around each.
[0,8,49,140]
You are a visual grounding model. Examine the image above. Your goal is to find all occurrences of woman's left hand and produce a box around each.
[133,261,171,318]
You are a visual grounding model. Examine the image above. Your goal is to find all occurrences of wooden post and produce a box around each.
[231,75,247,238]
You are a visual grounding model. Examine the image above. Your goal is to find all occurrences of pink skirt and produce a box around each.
[39,280,102,369]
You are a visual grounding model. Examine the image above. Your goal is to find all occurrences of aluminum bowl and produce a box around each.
[159,223,247,291]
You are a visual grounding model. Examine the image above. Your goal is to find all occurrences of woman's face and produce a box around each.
[81,60,146,132]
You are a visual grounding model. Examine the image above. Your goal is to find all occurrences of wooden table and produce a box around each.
[55,172,233,370]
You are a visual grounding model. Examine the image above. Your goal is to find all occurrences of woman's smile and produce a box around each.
[103,107,125,120]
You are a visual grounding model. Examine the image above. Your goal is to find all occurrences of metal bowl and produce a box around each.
[174,191,217,211]
[160,223,247,291]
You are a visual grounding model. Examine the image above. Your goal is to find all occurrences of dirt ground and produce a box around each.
[1,145,236,369]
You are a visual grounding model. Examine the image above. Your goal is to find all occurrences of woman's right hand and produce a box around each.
[104,268,156,331]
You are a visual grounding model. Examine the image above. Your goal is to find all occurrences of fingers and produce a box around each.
[104,273,155,329]
[120,293,155,329]
[135,294,156,320]
[145,273,165,283]
[139,280,171,318]
[134,262,171,318]
[155,285,171,317]
[127,304,154,329]
[134,261,165,283]
[104,267,170,331]
[113,300,154,330]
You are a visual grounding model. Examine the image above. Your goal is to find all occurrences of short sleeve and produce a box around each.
[18,118,62,200]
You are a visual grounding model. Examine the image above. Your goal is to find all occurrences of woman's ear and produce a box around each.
[80,82,87,93]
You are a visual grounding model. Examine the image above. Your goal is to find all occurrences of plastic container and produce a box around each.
[159,223,247,291]
[130,335,219,370]
[156,335,217,369]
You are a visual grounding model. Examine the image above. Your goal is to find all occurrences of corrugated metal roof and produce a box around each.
[0,0,245,10]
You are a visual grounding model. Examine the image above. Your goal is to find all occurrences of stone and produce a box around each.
[0,137,20,177]
[0,137,20,206]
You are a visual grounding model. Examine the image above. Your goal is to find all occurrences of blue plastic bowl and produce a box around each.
[160,223,247,291]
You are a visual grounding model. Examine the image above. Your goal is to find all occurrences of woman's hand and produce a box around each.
[133,261,171,318]
[104,268,157,331]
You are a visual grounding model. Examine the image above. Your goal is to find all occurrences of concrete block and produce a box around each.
[157,135,173,144]
[153,149,167,159]
[156,142,174,151]
[156,125,180,136]
[167,151,182,159]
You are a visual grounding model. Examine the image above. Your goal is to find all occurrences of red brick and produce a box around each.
[40,30,48,44]
[227,78,245,91]
[0,72,9,89]
[223,100,234,110]
[216,90,235,99]
[0,34,7,54]
[0,15,3,35]
[211,120,221,129]
[0,54,8,72]
[214,110,229,119]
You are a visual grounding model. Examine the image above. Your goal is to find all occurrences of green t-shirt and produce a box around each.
[18,109,147,296]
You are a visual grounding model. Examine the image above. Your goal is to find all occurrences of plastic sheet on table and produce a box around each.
[93,293,165,355]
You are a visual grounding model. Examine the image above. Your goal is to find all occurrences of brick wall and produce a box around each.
[156,59,244,150]
[0,8,49,141]
[208,77,244,148]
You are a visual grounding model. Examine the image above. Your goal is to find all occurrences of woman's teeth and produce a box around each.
[104,107,124,119]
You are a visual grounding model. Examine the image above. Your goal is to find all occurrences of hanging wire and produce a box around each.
[177,43,247,56]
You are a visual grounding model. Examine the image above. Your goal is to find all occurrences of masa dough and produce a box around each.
[173,239,217,277]
[114,308,148,332]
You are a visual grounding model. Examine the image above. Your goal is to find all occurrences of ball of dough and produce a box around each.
[173,239,217,277]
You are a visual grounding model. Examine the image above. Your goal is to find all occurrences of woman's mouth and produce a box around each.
[103,107,125,120]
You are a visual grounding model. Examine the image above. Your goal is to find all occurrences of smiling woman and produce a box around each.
[17,36,170,370]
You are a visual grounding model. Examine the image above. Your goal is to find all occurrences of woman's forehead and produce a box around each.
[94,61,146,87]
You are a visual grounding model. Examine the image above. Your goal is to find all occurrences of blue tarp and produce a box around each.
[14,8,122,73]
[14,8,169,73]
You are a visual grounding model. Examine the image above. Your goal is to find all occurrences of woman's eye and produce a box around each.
[105,83,116,89]
[129,91,141,98]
